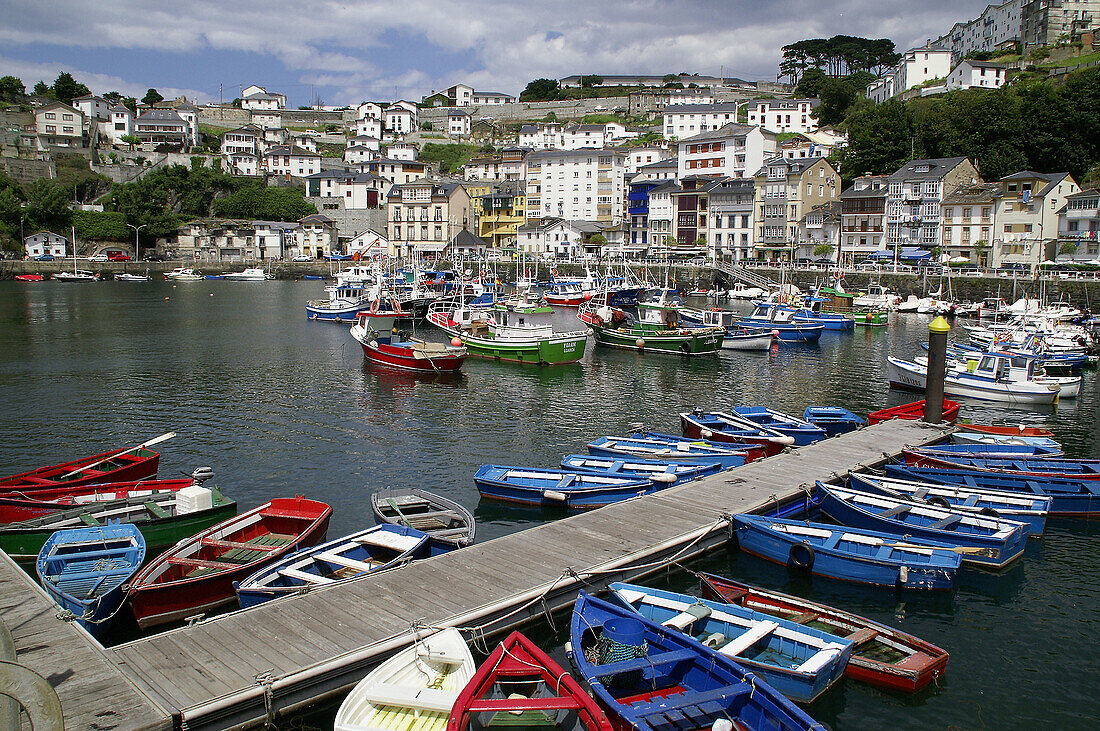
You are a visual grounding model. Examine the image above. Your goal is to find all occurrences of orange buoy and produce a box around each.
[450,337,462,347]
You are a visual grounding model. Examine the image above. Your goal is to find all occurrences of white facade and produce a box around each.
[384,107,417,135]
[448,84,474,106]
[24,232,68,258]
[946,60,1009,91]
[387,142,417,161]
[224,151,260,176]
[995,172,1080,266]
[525,149,627,224]
[935,0,1023,63]
[662,103,740,139]
[447,110,471,136]
[647,184,677,246]
[346,229,388,258]
[366,158,427,186]
[626,146,671,175]
[72,95,109,120]
[221,127,260,156]
[345,144,377,165]
[868,47,953,102]
[744,99,820,134]
[105,104,133,145]
[262,145,321,177]
[241,85,286,111]
[252,111,281,129]
[355,116,383,139]
[518,123,564,150]
[295,214,338,258]
[36,103,85,147]
[357,101,384,120]
[252,221,299,259]
[677,124,777,180]
[470,91,514,105]
[517,218,592,258]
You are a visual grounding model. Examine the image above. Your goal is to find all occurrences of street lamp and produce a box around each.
[127,223,146,261]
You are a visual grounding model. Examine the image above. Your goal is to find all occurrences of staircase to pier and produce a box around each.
[712,263,780,291]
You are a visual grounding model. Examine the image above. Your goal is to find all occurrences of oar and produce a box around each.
[59,432,176,479]
[884,541,995,556]
[386,497,412,527]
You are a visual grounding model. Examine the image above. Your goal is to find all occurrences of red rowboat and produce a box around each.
[699,572,949,694]
[679,411,794,457]
[447,630,613,731]
[127,496,331,629]
[899,450,1100,480]
[0,478,195,524]
[1,446,161,492]
[867,399,960,425]
[955,424,1055,438]
[351,315,466,373]
[14,274,45,282]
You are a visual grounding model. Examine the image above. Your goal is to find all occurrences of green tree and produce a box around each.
[814,243,835,258]
[142,88,164,106]
[0,75,25,102]
[51,72,89,104]
[25,179,72,231]
[580,75,603,88]
[837,99,916,175]
[662,74,678,84]
[32,80,50,97]
[519,78,559,102]
[213,186,317,221]
[120,134,141,150]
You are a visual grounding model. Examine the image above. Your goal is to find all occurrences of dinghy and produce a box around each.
[803,407,865,437]
[371,489,475,548]
[901,451,1100,480]
[0,477,196,524]
[679,410,795,456]
[586,434,760,469]
[731,406,827,446]
[699,572,949,693]
[473,466,654,509]
[559,455,722,486]
[0,435,169,491]
[867,399,960,425]
[336,628,475,731]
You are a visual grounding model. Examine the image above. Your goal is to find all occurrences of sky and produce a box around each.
[0,0,994,107]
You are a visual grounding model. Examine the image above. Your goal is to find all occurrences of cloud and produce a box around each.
[0,54,210,102]
[0,0,992,103]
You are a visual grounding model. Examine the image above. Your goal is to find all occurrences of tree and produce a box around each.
[1058,241,1079,257]
[580,75,603,88]
[213,186,317,221]
[120,134,141,150]
[51,72,89,104]
[589,233,608,245]
[142,88,164,106]
[519,78,559,102]
[972,240,991,267]
[662,74,679,84]
[0,76,25,102]
[25,179,72,232]
[814,243,835,258]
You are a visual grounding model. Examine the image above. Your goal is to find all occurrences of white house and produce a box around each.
[288,134,318,154]
[632,157,679,183]
[646,181,679,246]
[105,103,133,146]
[241,85,287,110]
[386,141,418,161]
[470,90,515,105]
[994,170,1079,267]
[445,83,474,107]
[384,106,417,136]
[357,101,385,120]
[71,94,109,120]
[306,170,388,209]
[224,150,260,176]
[294,214,338,258]
[662,103,741,140]
[35,102,86,147]
[24,232,68,259]
[868,46,953,102]
[221,125,261,155]
[175,102,201,147]
[346,229,389,259]
[516,217,603,258]
[676,124,777,180]
[525,148,627,224]
[133,108,192,149]
[348,134,381,152]
[344,144,377,165]
[447,109,471,137]
[252,220,299,259]
[252,111,281,129]
[945,59,1009,91]
[744,99,820,134]
[262,145,321,178]
[626,146,672,175]
[518,123,564,150]
[354,116,383,139]
[780,128,847,160]
[364,158,428,186]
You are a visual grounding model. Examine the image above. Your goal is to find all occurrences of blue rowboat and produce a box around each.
[803,406,865,437]
[36,524,145,639]
[848,472,1049,538]
[884,464,1100,516]
[910,442,1063,459]
[902,450,1100,479]
[732,407,827,446]
[568,591,826,731]
[586,434,757,470]
[950,431,1063,453]
[733,515,961,590]
[679,411,796,456]
[235,524,430,608]
[473,465,654,509]
[607,582,853,704]
[814,483,1028,568]
[737,319,825,343]
[559,455,722,485]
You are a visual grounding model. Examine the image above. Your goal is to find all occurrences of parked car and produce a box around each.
[88,253,109,262]
[34,254,55,261]
[108,253,132,261]
[291,254,313,262]
[144,253,168,261]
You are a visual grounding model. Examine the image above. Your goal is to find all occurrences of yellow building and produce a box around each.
[471,180,526,249]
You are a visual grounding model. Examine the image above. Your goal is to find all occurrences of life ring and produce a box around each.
[927,496,951,509]
[788,541,815,571]
[369,299,379,315]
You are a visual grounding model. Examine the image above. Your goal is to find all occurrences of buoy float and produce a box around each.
[450,337,462,347]
[392,327,398,334]
[583,292,592,300]
[701,428,714,438]
[164,296,169,300]
[635,338,645,349]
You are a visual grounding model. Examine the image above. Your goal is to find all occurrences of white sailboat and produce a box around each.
[53,226,96,282]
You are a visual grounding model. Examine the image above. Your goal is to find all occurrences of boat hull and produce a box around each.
[306,304,366,323]
[474,466,655,509]
[359,340,466,373]
[0,477,196,524]
[0,448,161,492]
[680,413,793,457]
[887,357,1059,404]
[590,323,721,355]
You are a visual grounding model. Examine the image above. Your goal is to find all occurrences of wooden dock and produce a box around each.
[0,418,948,729]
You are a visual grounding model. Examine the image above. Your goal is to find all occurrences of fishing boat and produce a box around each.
[679,410,795,456]
[954,423,1054,438]
[887,355,1061,404]
[883,464,1100,517]
[448,630,613,731]
[921,349,1083,398]
[371,488,475,548]
[950,432,1062,453]
[852,284,899,310]
[698,572,950,694]
[0,484,236,564]
[747,302,853,332]
[814,482,1028,568]
[236,524,430,608]
[306,282,371,323]
[115,272,151,282]
[900,451,1100,480]
[731,407,827,446]
[586,435,760,470]
[164,267,203,280]
[428,301,588,365]
[847,472,1050,538]
[728,283,767,300]
[223,267,271,281]
[803,407,865,437]
[543,280,594,307]
[351,314,467,373]
[36,524,146,639]
[127,496,330,629]
[693,311,776,350]
[474,466,655,510]
[867,399,960,425]
[0,440,164,492]
[579,299,723,356]
[568,591,825,731]
[734,308,825,343]
[607,582,853,704]
[559,455,722,485]
[336,628,476,731]
[852,310,889,328]
[0,476,197,524]
[732,515,961,590]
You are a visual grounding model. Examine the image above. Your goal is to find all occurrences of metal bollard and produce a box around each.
[925,316,951,423]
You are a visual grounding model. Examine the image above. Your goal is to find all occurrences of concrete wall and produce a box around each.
[0,157,55,184]
[307,197,387,239]
[197,107,356,130]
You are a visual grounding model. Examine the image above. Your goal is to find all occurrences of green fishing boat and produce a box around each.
[0,487,236,565]
[427,301,588,365]
[579,300,723,355]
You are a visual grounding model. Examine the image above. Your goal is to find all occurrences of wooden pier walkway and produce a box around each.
[0,418,948,729]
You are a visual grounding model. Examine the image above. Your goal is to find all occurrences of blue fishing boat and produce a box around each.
[235,524,430,608]
[748,301,853,332]
[586,434,760,469]
[559,455,722,485]
[848,472,1049,537]
[902,450,1100,479]
[732,407,827,446]
[474,465,654,509]
[950,431,1063,453]
[814,483,1028,568]
[733,515,961,590]
[884,464,1100,516]
[36,524,145,639]
[737,319,824,343]
[306,282,370,323]
[910,442,1063,459]
[568,591,826,731]
[802,406,865,437]
[607,582,853,704]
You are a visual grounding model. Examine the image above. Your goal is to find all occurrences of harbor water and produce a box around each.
[0,280,1097,729]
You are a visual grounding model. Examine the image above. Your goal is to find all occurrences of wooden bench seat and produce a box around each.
[716,620,778,657]
[358,682,459,712]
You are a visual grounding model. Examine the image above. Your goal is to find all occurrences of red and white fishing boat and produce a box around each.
[867,399,960,425]
[127,496,331,629]
[350,313,466,373]
[0,477,195,524]
[0,434,171,492]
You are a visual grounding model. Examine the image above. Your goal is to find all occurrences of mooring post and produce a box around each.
[925,316,950,423]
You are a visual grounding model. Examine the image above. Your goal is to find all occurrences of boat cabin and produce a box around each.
[966,353,1039,383]
[700,310,739,329]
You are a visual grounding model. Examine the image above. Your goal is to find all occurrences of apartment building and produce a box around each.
[743,99,820,134]
[105,103,133,146]
[517,217,604,258]
[796,201,842,261]
[994,171,1079,267]
[1057,188,1100,261]
[626,146,671,175]
[1022,0,1100,48]
[35,102,87,148]
[840,175,889,264]
[261,145,321,178]
[662,103,741,140]
[473,180,526,248]
[241,85,286,110]
[676,123,777,180]
[866,46,953,102]
[220,125,261,156]
[940,182,1000,264]
[305,170,388,209]
[934,0,1023,62]
[886,157,981,252]
[646,181,680,249]
[525,148,627,224]
[518,123,564,150]
[753,157,841,262]
[71,94,109,121]
[707,177,756,261]
[669,176,723,252]
[945,60,1009,91]
[296,214,338,259]
[362,158,428,186]
[387,180,472,257]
